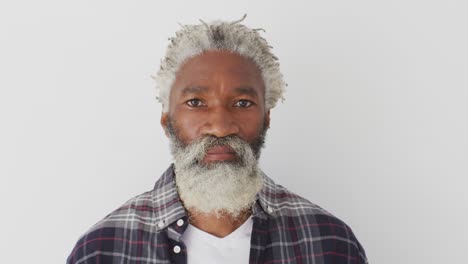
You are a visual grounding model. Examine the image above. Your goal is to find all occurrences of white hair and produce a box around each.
[152,14,286,112]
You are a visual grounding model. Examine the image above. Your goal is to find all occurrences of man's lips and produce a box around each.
[203,145,236,162]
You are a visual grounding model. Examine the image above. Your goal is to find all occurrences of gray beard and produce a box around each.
[169,134,264,219]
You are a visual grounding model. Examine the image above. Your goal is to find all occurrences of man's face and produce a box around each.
[160,50,270,217]
[161,50,270,163]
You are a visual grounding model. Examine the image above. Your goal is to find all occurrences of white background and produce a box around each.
[1,1,467,263]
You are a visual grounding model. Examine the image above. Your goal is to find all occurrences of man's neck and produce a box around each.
[186,209,252,238]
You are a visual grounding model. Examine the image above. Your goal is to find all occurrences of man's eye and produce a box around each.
[234,99,253,108]
[186,99,205,107]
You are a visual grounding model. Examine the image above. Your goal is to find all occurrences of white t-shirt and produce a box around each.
[180,216,253,264]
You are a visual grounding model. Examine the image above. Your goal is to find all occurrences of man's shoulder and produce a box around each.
[67,182,183,263]
[262,174,335,219]
[83,189,157,234]
[271,182,355,235]
[66,190,155,262]
[76,167,181,235]
[262,176,368,262]
[266,178,356,232]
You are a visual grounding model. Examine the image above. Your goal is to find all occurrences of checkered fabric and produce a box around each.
[67,164,368,263]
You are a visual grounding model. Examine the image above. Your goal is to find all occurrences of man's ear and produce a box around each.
[160,112,170,138]
[265,110,271,129]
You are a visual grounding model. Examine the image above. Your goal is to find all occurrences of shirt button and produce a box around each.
[157,221,164,228]
[173,245,181,253]
[267,206,274,214]
[177,219,184,226]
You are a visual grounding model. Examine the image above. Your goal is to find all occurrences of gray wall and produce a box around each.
[1,0,467,263]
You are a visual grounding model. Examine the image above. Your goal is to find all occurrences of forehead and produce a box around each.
[171,50,265,95]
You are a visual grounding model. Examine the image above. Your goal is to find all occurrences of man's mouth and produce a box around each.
[203,145,237,162]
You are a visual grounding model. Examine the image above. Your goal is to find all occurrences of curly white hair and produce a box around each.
[152,14,286,112]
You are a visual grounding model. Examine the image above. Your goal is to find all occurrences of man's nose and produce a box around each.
[202,107,240,138]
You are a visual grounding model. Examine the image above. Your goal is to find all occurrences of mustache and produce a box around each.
[187,135,249,162]
[166,116,267,160]
[170,134,255,168]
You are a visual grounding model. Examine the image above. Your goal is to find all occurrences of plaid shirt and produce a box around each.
[67,164,368,264]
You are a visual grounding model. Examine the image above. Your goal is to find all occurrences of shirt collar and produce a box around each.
[152,164,278,231]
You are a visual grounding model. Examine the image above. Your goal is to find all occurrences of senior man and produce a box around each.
[67,15,368,264]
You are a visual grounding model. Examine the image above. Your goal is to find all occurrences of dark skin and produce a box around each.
[160,50,270,238]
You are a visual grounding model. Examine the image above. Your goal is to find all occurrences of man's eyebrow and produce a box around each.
[181,86,209,95]
[234,86,258,98]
